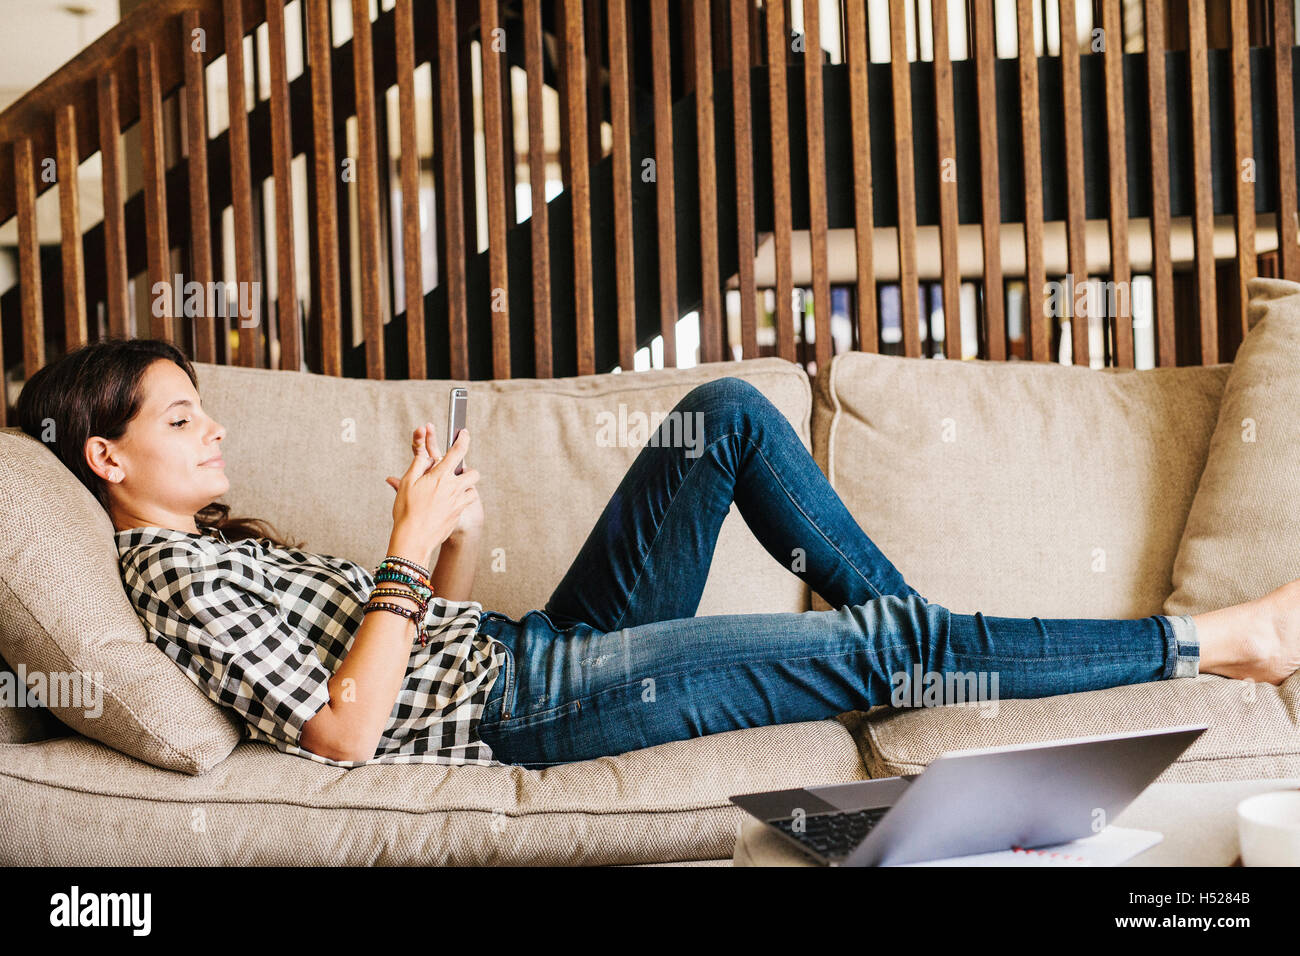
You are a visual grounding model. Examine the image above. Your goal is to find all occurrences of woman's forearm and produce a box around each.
[431,529,481,602]
[299,530,428,762]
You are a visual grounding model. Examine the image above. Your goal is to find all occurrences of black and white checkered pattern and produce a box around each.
[116,525,505,767]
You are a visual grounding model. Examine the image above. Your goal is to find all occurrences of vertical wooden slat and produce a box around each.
[609,0,637,370]
[1273,0,1300,279]
[730,0,757,359]
[767,0,794,361]
[14,138,45,377]
[1144,0,1175,367]
[564,0,596,375]
[524,0,552,377]
[459,30,479,256]
[650,0,678,367]
[371,15,397,356]
[845,0,876,353]
[931,0,960,359]
[97,71,130,340]
[224,2,257,367]
[803,0,831,369]
[1059,0,1089,366]
[500,34,517,229]
[266,0,300,372]
[693,0,723,363]
[181,11,214,364]
[1102,0,1132,368]
[350,0,385,379]
[306,0,342,376]
[137,39,173,342]
[1229,0,1255,344]
[437,0,469,379]
[1016,0,1046,361]
[395,0,425,379]
[1188,1,1218,364]
[972,0,1004,361]
[55,104,87,350]
[479,0,512,379]
[888,0,921,357]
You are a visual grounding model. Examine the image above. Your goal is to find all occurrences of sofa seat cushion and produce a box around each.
[811,351,1230,618]
[0,430,245,774]
[193,357,813,620]
[844,670,1300,782]
[0,718,864,865]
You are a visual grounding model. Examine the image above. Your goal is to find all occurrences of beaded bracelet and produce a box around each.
[363,600,423,630]
[380,555,431,580]
[369,587,428,624]
[374,569,433,600]
[368,556,434,646]
[369,586,428,619]
[377,556,432,583]
[376,563,430,586]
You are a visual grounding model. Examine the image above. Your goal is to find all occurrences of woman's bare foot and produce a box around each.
[1193,578,1300,685]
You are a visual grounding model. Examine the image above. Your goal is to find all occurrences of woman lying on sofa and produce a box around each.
[16,338,1300,770]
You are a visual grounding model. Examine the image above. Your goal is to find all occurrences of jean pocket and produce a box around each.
[479,640,515,730]
[505,698,582,731]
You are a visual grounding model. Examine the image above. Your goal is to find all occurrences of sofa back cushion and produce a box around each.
[812,351,1230,618]
[0,429,244,772]
[1165,277,1300,615]
[191,358,813,619]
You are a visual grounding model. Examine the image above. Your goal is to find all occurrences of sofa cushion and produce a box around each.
[192,357,813,619]
[0,718,864,865]
[812,350,1300,783]
[840,672,1300,783]
[0,428,245,773]
[1165,277,1300,615]
[811,350,1230,617]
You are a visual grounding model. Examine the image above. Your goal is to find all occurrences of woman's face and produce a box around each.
[86,359,230,533]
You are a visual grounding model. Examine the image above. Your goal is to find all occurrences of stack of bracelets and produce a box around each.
[365,555,435,647]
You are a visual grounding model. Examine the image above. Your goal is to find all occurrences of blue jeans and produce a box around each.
[475,377,1201,769]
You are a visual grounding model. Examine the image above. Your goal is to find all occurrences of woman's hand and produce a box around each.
[384,423,479,556]
[422,421,482,542]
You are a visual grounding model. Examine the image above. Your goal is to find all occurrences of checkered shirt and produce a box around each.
[116,524,506,767]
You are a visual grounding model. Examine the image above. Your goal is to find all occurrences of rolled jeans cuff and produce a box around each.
[1162,613,1200,679]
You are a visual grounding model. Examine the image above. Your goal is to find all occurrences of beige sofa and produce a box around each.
[3,283,1300,864]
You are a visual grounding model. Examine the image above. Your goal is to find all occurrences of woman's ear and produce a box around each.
[84,436,121,483]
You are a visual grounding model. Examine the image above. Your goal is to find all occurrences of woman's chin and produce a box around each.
[203,470,231,492]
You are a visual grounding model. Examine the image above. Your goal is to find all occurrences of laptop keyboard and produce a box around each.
[768,806,891,862]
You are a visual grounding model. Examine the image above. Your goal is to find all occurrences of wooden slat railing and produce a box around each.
[972,0,1005,363]
[1144,0,1175,369]
[2,0,1300,429]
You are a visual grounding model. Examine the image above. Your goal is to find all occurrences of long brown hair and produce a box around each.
[15,336,303,550]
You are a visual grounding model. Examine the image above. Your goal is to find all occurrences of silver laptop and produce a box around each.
[729,723,1208,866]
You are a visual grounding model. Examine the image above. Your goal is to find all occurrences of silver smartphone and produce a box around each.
[446,387,468,475]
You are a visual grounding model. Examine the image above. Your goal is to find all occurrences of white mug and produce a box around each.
[1237,790,1300,866]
